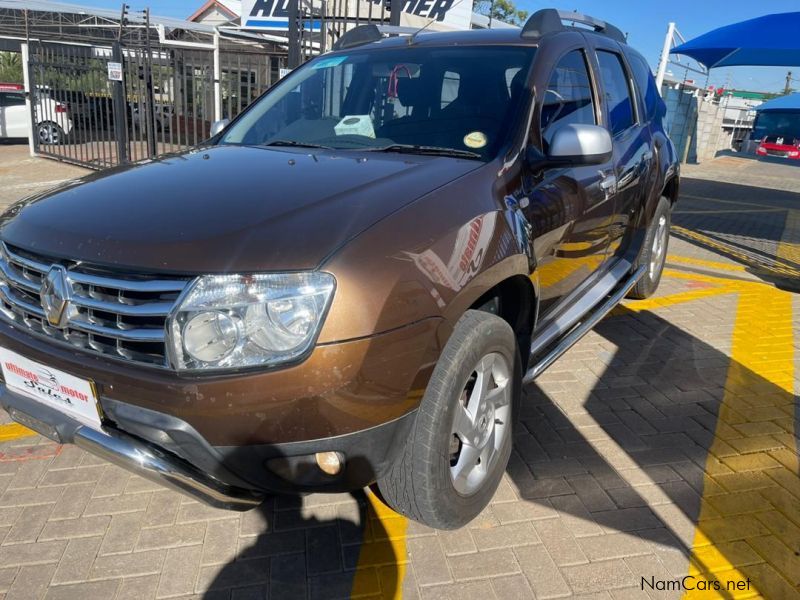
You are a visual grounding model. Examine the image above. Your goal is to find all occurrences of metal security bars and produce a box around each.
[5,1,408,169]
[288,0,401,68]
[27,41,284,169]
[3,2,288,170]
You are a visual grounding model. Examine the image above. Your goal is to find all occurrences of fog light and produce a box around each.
[315,451,343,475]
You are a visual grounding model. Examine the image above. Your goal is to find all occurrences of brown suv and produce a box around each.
[0,9,678,529]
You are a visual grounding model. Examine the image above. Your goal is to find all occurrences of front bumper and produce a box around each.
[1,382,418,508]
[1,385,262,510]
[0,316,437,505]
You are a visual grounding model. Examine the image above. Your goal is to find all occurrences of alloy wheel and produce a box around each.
[449,352,512,495]
[38,123,59,145]
[649,214,668,279]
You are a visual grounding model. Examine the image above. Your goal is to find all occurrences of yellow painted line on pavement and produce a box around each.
[683,281,798,598]
[617,285,737,314]
[661,268,754,286]
[680,194,786,211]
[351,490,408,599]
[0,422,35,442]
[776,208,800,267]
[346,263,788,598]
[672,225,800,279]
[666,254,747,273]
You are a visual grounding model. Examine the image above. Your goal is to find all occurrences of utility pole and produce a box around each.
[784,71,793,96]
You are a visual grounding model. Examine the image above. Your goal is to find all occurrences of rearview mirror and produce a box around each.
[527,124,613,170]
[210,118,230,137]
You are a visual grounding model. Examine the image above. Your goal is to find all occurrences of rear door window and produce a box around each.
[597,51,635,136]
[540,50,596,147]
[0,93,25,107]
[627,53,659,121]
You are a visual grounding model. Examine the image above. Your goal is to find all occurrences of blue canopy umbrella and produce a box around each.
[754,93,800,112]
[670,12,800,69]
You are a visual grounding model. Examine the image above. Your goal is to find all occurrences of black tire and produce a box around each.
[378,310,521,529]
[628,196,671,299]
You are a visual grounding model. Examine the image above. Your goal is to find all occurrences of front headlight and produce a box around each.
[168,272,335,372]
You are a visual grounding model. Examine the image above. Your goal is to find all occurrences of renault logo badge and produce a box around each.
[40,266,71,328]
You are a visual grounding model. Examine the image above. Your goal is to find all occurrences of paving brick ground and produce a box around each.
[0,148,797,599]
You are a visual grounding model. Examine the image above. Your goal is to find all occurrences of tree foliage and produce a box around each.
[0,52,23,84]
[474,0,528,26]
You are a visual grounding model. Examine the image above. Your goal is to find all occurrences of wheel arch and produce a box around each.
[469,274,537,360]
[662,173,680,206]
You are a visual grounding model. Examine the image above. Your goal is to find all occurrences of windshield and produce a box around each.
[752,111,800,142]
[220,45,536,160]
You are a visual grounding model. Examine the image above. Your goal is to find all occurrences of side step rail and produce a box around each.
[523,266,646,384]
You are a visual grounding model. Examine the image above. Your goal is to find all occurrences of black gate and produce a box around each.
[28,40,284,169]
[289,0,401,68]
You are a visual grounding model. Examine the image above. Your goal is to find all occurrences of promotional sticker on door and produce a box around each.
[0,347,102,428]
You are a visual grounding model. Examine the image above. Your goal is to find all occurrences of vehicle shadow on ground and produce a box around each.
[202,287,795,598]
[510,301,798,595]
[204,487,397,599]
[673,178,800,290]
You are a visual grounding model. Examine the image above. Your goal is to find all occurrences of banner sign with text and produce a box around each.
[241,0,473,32]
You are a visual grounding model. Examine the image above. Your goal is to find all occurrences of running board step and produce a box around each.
[523,265,646,384]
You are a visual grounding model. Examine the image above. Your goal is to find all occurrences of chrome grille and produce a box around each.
[0,242,189,368]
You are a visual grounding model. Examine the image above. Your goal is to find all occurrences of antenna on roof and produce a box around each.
[409,0,468,45]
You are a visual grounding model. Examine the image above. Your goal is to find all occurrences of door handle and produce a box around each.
[599,173,617,192]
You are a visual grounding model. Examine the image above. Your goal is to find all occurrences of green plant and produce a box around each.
[0,51,22,83]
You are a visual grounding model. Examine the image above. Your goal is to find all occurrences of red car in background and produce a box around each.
[756,135,800,160]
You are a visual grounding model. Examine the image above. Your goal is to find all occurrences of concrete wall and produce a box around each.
[663,88,732,164]
[664,87,697,163]
[693,98,729,163]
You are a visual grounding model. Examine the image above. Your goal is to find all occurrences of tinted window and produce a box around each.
[0,92,25,107]
[627,53,659,121]
[597,51,635,135]
[541,50,595,147]
[752,111,800,141]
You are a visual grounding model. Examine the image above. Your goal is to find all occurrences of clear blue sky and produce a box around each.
[74,0,799,93]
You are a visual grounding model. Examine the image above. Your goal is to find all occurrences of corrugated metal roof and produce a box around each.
[0,0,216,33]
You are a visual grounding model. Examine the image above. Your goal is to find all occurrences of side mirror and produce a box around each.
[210,118,230,137]
[527,124,613,170]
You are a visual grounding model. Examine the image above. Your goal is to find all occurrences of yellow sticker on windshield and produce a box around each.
[464,131,487,149]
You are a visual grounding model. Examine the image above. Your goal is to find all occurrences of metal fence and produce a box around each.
[28,39,285,169]
[15,0,404,170]
[289,0,399,67]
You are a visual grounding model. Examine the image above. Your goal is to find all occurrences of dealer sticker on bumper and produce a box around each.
[0,347,102,429]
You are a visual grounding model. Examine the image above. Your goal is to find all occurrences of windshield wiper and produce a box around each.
[367,144,482,159]
[262,139,334,150]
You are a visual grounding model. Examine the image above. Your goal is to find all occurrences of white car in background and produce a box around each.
[0,88,73,145]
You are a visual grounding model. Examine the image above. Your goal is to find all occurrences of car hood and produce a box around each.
[0,145,479,273]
